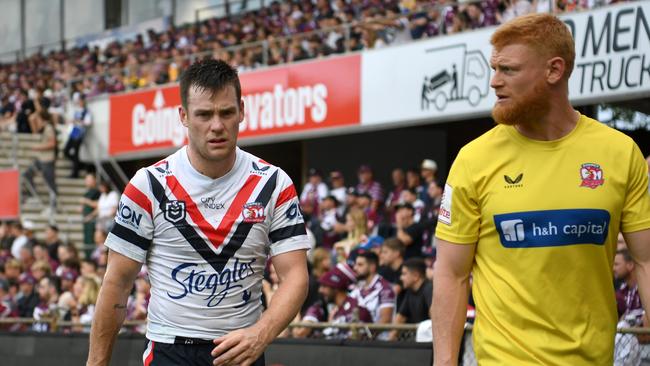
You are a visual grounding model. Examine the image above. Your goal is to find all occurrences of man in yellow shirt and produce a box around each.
[432,13,650,366]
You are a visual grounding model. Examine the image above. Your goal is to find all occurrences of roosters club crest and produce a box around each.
[164,200,187,223]
[580,163,604,189]
[242,202,266,223]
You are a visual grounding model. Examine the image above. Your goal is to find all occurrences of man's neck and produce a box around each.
[362,274,377,289]
[626,273,638,288]
[390,258,403,271]
[410,278,425,292]
[515,104,579,141]
[186,146,236,179]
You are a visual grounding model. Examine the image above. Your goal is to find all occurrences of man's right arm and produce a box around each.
[87,250,142,366]
[431,239,475,366]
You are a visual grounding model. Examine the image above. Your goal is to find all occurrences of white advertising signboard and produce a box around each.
[361,1,650,127]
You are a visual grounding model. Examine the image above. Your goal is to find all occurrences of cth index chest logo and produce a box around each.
[580,163,604,189]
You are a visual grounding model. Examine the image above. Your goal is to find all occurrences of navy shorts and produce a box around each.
[143,338,265,366]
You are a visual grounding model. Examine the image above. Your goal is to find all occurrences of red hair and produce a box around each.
[491,13,575,80]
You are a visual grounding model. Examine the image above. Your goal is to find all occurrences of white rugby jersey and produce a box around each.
[105,146,309,343]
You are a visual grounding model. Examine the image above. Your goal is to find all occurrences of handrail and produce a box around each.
[2,317,650,336]
[85,138,129,192]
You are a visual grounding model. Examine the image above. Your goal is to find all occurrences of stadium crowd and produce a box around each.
[0,0,641,346]
[0,158,646,345]
[0,0,616,112]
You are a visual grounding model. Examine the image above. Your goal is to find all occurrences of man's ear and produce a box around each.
[239,98,245,124]
[546,57,566,85]
[179,106,188,127]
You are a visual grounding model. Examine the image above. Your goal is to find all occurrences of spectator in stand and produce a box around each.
[81,173,101,254]
[30,260,52,282]
[0,279,13,319]
[17,246,35,274]
[421,180,444,245]
[64,93,92,178]
[297,264,371,339]
[70,275,100,333]
[328,171,347,216]
[350,251,395,325]
[394,203,425,259]
[357,192,381,231]
[14,89,35,134]
[614,249,643,322]
[334,207,368,262]
[16,272,39,319]
[385,168,407,222]
[262,261,281,306]
[389,258,432,339]
[33,243,58,273]
[310,247,332,279]
[44,225,62,262]
[22,98,58,215]
[319,195,343,249]
[301,168,329,211]
[406,167,426,201]
[80,259,98,278]
[0,221,15,254]
[420,159,438,203]
[400,188,426,223]
[10,221,29,259]
[500,0,535,23]
[33,276,59,332]
[0,95,16,131]
[378,238,406,286]
[56,244,81,276]
[355,165,384,214]
[127,272,150,334]
[59,269,78,294]
[95,180,119,234]
[4,259,22,284]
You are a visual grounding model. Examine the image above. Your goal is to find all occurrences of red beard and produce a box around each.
[492,79,551,127]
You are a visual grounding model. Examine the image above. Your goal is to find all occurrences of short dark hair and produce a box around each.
[382,238,405,257]
[403,258,426,278]
[48,225,59,232]
[180,58,242,110]
[357,251,379,267]
[616,249,634,263]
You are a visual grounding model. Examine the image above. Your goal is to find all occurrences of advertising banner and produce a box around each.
[0,169,20,220]
[108,55,361,156]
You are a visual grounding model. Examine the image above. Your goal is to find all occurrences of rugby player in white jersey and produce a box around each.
[87,59,310,366]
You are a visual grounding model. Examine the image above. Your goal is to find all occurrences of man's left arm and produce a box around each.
[624,229,650,318]
[212,249,308,366]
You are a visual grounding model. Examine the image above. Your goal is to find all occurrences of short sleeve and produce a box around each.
[435,150,481,244]
[398,294,411,318]
[303,303,325,323]
[378,284,396,309]
[105,169,155,263]
[268,169,311,257]
[621,143,650,233]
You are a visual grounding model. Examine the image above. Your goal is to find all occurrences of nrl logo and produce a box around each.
[164,200,187,224]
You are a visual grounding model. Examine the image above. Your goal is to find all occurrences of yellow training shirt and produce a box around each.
[435,114,650,365]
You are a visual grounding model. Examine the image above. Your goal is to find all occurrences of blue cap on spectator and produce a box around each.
[359,236,384,251]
